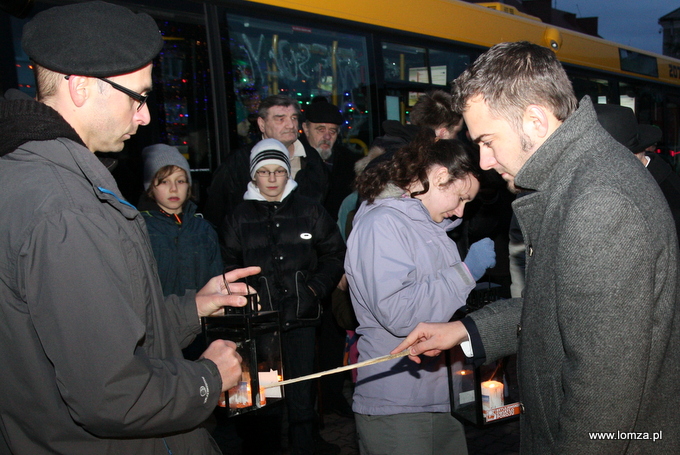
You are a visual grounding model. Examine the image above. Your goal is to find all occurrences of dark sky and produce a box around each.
[555,0,672,55]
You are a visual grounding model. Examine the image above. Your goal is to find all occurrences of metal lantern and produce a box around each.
[201,293,284,416]
[447,281,521,426]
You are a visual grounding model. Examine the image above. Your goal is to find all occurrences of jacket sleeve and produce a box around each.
[346,210,475,337]
[306,204,346,300]
[206,222,224,278]
[220,212,245,272]
[20,210,221,437]
[466,297,522,363]
[163,290,203,349]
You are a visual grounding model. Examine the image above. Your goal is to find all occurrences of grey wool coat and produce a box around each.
[467,96,680,454]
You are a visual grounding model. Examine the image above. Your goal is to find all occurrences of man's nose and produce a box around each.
[135,103,151,126]
[479,148,497,171]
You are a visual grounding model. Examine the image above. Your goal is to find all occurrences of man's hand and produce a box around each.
[196,266,261,317]
[391,321,468,363]
[201,340,243,391]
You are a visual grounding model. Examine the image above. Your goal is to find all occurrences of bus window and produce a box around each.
[428,48,470,86]
[570,74,612,104]
[664,96,680,170]
[383,42,428,84]
[224,13,371,149]
[154,20,215,172]
[619,81,664,125]
[8,15,34,97]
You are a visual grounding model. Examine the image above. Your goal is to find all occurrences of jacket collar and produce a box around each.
[514,96,597,192]
[0,89,86,158]
[359,183,462,232]
[1,91,137,219]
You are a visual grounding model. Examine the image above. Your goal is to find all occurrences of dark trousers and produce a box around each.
[282,327,317,455]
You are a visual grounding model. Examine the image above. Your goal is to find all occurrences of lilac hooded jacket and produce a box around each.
[344,185,476,415]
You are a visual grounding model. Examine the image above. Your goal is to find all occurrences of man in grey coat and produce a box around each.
[395,41,680,453]
[0,2,258,453]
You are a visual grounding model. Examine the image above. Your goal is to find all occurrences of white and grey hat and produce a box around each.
[249,138,291,179]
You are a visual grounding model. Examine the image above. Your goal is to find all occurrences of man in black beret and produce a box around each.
[0,2,258,453]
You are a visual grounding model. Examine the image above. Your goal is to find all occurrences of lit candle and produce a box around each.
[481,380,504,411]
[258,369,282,398]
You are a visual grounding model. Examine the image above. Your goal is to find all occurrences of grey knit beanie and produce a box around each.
[142,144,192,190]
[249,139,291,179]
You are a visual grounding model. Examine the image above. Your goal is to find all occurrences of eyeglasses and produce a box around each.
[64,75,149,111]
[255,169,288,178]
[98,78,149,111]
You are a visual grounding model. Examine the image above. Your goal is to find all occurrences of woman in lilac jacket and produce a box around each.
[344,131,494,455]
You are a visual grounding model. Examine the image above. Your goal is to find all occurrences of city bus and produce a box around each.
[3,0,680,204]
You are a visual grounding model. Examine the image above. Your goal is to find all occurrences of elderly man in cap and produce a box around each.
[0,1,259,453]
[594,103,680,241]
[301,98,362,222]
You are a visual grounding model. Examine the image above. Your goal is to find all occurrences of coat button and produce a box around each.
[528,245,534,257]
[516,324,522,336]
[519,403,525,413]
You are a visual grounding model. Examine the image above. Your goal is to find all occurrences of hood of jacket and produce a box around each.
[356,182,462,232]
[0,89,86,158]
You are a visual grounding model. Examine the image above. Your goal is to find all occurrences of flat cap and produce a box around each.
[22,1,164,77]
[304,99,344,125]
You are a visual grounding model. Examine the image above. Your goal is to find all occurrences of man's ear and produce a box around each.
[257,116,266,135]
[523,105,550,140]
[66,75,91,108]
[301,121,310,136]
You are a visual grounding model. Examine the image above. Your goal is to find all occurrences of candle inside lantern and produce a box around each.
[258,369,282,398]
[228,372,253,408]
[481,380,504,411]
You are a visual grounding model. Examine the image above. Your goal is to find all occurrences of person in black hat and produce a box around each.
[0,2,259,453]
[595,103,680,241]
[301,97,362,220]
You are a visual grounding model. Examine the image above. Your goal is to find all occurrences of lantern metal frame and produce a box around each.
[202,298,284,417]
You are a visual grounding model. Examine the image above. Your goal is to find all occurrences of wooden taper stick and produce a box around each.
[261,349,411,389]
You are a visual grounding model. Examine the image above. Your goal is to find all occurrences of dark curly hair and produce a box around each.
[356,129,481,203]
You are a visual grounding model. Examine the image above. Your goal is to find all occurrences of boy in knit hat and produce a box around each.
[139,144,222,301]
[222,138,346,454]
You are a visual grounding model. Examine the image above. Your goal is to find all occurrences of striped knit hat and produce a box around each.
[249,138,291,179]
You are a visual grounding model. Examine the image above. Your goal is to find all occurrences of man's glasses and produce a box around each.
[255,169,288,178]
[98,78,149,111]
[64,75,149,111]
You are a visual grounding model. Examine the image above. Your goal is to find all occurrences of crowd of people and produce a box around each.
[1,1,679,455]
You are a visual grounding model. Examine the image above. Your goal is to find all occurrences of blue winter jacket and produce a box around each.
[141,199,223,297]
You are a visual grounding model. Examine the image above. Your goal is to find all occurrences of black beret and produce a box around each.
[22,1,164,77]
[303,99,344,125]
